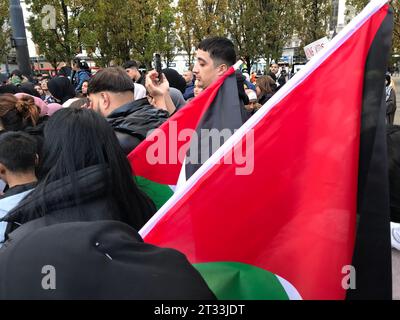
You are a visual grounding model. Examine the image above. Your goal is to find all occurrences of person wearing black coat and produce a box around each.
[106,98,169,154]
[386,74,397,125]
[0,108,215,300]
[88,67,172,155]
[3,108,156,236]
[48,76,77,104]
[0,220,216,300]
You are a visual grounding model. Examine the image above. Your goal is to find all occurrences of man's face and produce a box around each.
[193,49,227,89]
[270,64,279,75]
[82,82,89,94]
[183,71,193,85]
[126,68,139,81]
[41,80,48,91]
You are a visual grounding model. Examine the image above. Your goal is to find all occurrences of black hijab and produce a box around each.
[48,77,76,104]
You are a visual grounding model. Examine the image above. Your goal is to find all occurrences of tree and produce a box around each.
[176,0,228,67]
[257,0,299,65]
[0,0,11,65]
[297,0,332,47]
[225,1,262,71]
[348,0,399,58]
[176,0,198,66]
[79,0,179,69]
[79,0,134,67]
[25,0,86,70]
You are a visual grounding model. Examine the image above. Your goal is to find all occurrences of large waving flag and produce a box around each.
[129,63,244,208]
[138,0,393,300]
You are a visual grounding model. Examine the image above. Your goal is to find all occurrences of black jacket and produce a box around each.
[3,165,156,237]
[0,220,216,300]
[259,93,274,106]
[388,125,400,223]
[386,88,397,125]
[107,99,170,155]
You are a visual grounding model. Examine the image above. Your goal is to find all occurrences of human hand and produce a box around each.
[146,70,170,98]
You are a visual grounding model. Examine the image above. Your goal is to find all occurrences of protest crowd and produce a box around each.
[0,31,398,300]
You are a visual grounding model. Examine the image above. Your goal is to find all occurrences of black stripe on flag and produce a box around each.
[347,5,393,300]
[185,73,244,180]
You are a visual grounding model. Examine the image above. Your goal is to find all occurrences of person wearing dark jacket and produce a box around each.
[386,74,397,125]
[123,60,146,86]
[2,108,157,237]
[162,68,187,94]
[387,125,400,250]
[88,67,173,155]
[0,109,215,300]
[0,84,22,95]
[0,220,216,300]
[268,63,286,92]
[72,59,91,92]
[183,70,195,100]
[0,132,38,245]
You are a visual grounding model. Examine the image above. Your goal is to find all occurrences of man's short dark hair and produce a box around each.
[122,60,139,70]
[197,37,237,67]
[88,67,135,95]
[0,132,37,173]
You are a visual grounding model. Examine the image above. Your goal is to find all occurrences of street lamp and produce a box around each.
[9,0,31,77]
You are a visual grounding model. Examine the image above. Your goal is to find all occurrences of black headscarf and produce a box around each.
[48,77,76,104]
[162,68,187,94]
[0,84,22,95]
[19,82,41,98]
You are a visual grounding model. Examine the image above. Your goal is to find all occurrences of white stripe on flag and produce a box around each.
[276,276,303,300]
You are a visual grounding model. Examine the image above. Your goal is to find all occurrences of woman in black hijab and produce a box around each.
[47,77,76,104]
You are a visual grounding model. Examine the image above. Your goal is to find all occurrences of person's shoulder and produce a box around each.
[114,131,142,155]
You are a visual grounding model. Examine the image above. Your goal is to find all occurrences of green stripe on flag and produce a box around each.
[135,176,174,210]
[194,262,290,300]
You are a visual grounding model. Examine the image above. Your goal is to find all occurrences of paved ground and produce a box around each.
[392,77,400,300]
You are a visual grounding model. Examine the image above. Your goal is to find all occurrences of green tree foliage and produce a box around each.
[297,0,332,46]
[0,0,11,64]
[176,0,197,66]
[79,0,178,68]
[176,0,228,68]
[26,0,85,69]
[79,0,135,67]
[348,0,399,56]
[256,0,298,65]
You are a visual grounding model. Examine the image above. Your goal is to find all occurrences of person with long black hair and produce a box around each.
[3,108,156,237]
[0,111,217,300]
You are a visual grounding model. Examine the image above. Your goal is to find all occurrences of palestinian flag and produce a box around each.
[139,0,393,300]
[129,63,244,209]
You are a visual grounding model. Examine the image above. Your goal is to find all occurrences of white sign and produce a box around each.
[304,37,329,60]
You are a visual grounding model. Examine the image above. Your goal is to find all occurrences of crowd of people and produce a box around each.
[0,35,398,299]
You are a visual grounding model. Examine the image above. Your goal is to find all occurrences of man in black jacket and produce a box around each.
[88,67,174,154]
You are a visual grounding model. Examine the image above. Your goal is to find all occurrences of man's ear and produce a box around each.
[101,92,111,110]
[217,64,229,77]
[0,163,7,181]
